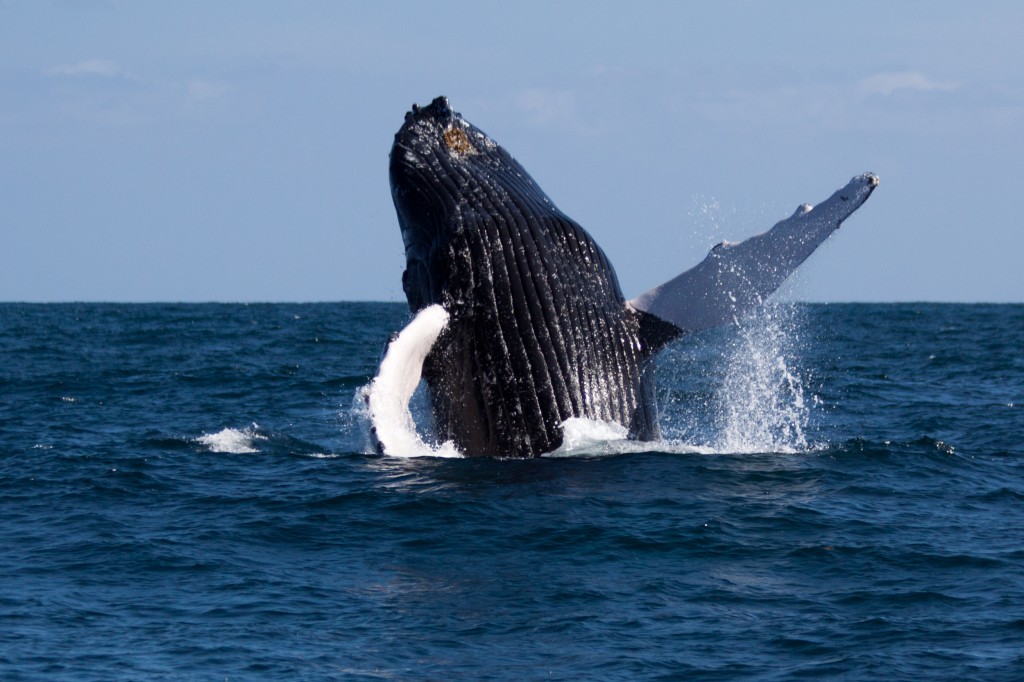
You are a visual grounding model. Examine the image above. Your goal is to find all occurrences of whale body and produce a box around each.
[372,96,877,457]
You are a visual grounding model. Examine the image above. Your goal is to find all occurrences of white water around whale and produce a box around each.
[358,302,814,458]
[545,418,711,457]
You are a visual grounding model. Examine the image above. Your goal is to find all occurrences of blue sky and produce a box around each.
[2,1,1022,302]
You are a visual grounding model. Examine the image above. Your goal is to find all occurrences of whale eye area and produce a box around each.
[443,127,475,155]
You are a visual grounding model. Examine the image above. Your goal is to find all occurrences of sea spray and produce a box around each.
[713,304,812,453]
[196,423,267,454]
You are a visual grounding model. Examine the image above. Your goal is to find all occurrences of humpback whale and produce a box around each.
[369,96,877,457]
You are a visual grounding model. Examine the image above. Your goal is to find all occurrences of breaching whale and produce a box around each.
[368,96,877,457]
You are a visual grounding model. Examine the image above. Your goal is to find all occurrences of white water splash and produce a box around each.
[547,417,629,456]
[196,424,267,454]
[352,395,709,459]
[545,418,710,458]
[353,301,813,458]
[713,305,812,453]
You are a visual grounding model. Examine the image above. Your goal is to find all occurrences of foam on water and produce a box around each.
[196,424,267,454]
[355,385,714,458]
[357,299,814,458]
[545,418,711,458]
[355,388,713,459]
[544,418,629,457]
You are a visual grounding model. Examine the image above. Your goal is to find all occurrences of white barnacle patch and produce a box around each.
[472,129,497,151]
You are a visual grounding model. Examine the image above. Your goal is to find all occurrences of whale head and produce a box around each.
[390,97,493,252]
[389,96,553,312]
[387,97,646,456]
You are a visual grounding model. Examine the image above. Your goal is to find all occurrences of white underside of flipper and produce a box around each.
[629,173,879,333]
[365,304,456,456]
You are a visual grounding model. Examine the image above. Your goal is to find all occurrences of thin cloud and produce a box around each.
[514,89,595,134]
[858,71,960,96]
[516,89,576,124]
[186,79,228,101]
[46,59,137,81]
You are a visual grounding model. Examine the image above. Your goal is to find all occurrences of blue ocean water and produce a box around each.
[1,302,1022,680]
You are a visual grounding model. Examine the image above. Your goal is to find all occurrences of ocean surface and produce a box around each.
[2,302,1022,680]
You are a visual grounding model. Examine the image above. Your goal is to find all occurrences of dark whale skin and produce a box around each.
[390,96,676,457]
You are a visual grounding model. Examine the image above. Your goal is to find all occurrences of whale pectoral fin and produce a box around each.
[366,304,450,455]
[629,173,879,334]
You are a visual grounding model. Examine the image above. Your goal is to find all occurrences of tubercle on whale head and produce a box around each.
[393,96,495,163]
[405,96,456,125]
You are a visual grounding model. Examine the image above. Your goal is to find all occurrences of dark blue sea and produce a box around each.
[2,302,1023,680]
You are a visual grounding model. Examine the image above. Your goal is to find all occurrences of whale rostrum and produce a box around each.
[370,96,877,457]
